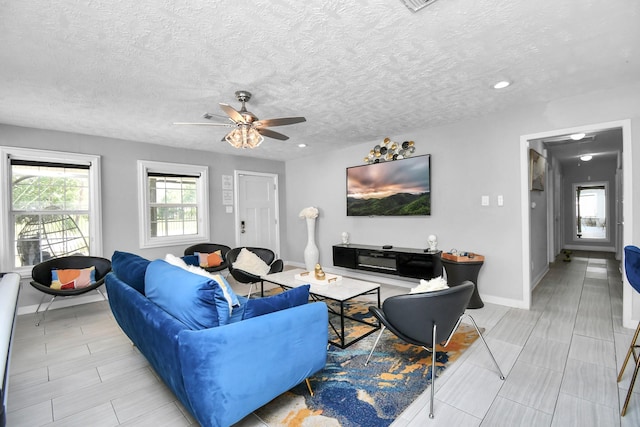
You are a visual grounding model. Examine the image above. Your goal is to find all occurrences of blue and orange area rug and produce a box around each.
[254,302,480,426]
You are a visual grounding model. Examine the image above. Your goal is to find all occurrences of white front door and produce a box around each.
[234,171,280,255]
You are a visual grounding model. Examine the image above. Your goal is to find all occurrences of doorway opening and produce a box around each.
[574,182,608,241]
[520,119,632,315]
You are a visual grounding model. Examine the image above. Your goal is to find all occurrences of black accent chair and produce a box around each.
[364,281,504,419]
[226,247,284,297]
[30,255,112,326]
[618,245,640,416]
[183,243,232,273]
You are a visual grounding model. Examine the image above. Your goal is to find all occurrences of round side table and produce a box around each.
[441,257,484,309]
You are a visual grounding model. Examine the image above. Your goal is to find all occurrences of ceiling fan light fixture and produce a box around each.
[225,125,264,149]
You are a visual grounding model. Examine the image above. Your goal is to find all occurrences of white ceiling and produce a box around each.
[0,0,638,161]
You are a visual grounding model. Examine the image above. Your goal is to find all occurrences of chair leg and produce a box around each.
[619,321,640,416]
[429,323,437,419]
[247,283,254,299]
[305,378,314,396]
[364,326,386,366]
[465,314,506,380]
[96,287,107,301]
[35,295,57,327]
[618,321,640,382]
[34,293,47,326]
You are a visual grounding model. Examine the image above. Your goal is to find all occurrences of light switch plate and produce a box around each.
[498,195,504,206]
[225,206,233,213]
[481,196,490,206]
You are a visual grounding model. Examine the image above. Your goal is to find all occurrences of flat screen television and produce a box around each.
[346,154,431,216]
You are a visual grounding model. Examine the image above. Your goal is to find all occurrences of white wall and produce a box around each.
[284,82,640,313]
[3,82,640,320]
[0,124,286,309]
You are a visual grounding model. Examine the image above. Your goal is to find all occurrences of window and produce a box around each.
[0,147,102,274]
[574,182,608,241]
[138,160,209,248]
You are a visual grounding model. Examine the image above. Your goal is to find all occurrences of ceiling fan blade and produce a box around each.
[257,128,289,141]
[219,103,246,123]
[202,112,233,121]
[254,117,306,127]
[173,122,233,127]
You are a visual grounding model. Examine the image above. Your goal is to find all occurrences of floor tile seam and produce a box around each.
[565,349,618,370]
[434,386,498,421]
[609,272,628,416]
[557,386,620,411]
[491,394,554,420]
[540,283,581,420]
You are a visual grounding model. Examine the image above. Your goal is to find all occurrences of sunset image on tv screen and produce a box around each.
[346,155,430,216]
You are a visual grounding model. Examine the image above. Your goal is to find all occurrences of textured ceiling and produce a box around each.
[0,0,638,161]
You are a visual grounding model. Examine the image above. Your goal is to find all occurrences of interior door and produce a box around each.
[235,171,280,255]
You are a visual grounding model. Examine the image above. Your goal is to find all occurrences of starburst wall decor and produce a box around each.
[364,137,416,163]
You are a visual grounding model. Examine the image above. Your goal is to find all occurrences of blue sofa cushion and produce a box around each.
[242,285,310,320]
[145,260,230,329]
[111,251,150,294]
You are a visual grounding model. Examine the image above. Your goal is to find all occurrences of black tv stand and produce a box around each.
[333,243,442,281]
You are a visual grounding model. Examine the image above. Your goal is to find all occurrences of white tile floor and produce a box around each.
[6,251,640,426]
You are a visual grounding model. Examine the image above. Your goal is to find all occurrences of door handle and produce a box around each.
[240,220,246,234]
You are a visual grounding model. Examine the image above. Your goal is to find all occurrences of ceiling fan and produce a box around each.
[174,90,306,149]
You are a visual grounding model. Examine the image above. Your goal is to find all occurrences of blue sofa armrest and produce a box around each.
[178,302,328,427]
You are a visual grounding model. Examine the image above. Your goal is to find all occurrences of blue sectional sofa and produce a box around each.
[105,251,328,427]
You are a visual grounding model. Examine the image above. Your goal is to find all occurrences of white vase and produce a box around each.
[304,217,319,272]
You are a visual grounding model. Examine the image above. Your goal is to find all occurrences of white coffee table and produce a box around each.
[261,268,381,348]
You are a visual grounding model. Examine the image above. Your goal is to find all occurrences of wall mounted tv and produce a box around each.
[346,154,431,216]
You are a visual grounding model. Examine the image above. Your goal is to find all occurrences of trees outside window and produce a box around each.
[0,147,102,273]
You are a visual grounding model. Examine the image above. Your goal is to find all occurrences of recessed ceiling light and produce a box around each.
[298,143,307,148]
[570,133,586,141]
[580,154,593,161]
[493,80,511,89]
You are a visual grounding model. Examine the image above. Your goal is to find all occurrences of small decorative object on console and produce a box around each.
[341,231,350,244]
[427,234,438,252]
[314,264,326,281]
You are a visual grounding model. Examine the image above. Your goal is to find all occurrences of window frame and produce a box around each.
[137,160,210,249]
[0,146,103,276]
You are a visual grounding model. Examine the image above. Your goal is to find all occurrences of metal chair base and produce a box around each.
[618,320,640,416]
[34,287,107,326]
[364,314,504,418]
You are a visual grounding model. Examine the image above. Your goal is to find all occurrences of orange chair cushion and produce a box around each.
[196,251,223,268]
[51,266,96,290]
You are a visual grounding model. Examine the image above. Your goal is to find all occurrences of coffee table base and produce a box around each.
[260,279,381,349]
[320,289,381,349]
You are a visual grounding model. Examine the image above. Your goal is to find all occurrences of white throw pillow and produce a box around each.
[410,276,449,294]
[232,248,271,277]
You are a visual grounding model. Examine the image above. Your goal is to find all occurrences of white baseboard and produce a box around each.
[481,294,529,309]
[531,265,550,292]
[563,244,615,252]
[17,292,108,316]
